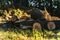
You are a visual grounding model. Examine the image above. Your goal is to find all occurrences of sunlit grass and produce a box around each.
[0,28,60,40]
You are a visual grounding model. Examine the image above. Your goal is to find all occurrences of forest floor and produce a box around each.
[0,23,60,40]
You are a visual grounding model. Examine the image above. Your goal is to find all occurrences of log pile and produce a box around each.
[0,8,59,30]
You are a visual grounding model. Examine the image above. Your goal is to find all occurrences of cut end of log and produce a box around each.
[47,22,56,30]
[33,22,42,31]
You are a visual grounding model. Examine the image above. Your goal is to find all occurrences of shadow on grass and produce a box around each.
[0,22,22,32]
[0,22,32,33]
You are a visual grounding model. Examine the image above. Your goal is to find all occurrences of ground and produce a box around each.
[0,23,60,40]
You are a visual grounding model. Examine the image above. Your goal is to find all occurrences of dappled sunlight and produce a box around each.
[0,9,31,22]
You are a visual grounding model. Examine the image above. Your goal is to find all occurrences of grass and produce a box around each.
[0,30,42,40]
[0,27,60,40]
